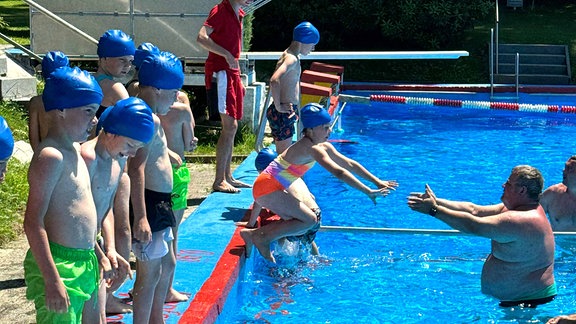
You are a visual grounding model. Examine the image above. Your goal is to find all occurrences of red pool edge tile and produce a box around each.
[179,227,245,324]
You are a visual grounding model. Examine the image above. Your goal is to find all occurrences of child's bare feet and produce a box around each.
[240,229,275,263]
[165,288,189,303]
[106,294,133,315]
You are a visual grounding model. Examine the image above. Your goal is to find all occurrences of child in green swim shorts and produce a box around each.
[23,66,103,323]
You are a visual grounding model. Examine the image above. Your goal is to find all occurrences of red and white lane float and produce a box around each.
[367,94,576,114]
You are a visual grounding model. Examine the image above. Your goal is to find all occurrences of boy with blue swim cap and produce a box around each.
[293,21,320,45]
[24,65,104,323]
[95,29,135,118]
[28,51,70,152]
[0,115,14,183]
[127,50,187,323]
[92,31,137,317]
[125,42,161,95]
[267,21,320,154]
[81,97,154,322]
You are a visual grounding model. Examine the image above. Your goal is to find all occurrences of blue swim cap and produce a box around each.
[133,42,160,69]
[138,51,184,90]
[255,147,278,172]
[98,97,155,144]
[42,51,69,79]
[43,66,104,111]
[293,21,320,45]
[0,116,14,160]
[97,29,136,58]
[300,103,332,129]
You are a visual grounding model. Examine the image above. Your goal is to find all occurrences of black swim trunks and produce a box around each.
[286,208,321,245]
[266,103,298,141]
[499,295,556,308]
[129,189,176,233]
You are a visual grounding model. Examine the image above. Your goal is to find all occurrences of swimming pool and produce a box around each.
[218,92,576,323]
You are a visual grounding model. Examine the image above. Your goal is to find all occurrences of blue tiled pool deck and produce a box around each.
[108,153,258,324]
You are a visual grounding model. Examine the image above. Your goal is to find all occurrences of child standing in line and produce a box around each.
[94,29,135,118]
[158,89,198,303]
[27,51,69,152]
[127,51,185,323]
[80,97,155,322]
[93,29,137,315]
[23,66,104,323]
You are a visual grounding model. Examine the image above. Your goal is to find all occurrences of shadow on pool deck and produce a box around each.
[108,153,257,324]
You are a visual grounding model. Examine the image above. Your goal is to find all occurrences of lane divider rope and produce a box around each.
[369,94,576,114]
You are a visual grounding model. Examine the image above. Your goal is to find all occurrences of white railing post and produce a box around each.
[495,0,500,74]
[516,53,520,99]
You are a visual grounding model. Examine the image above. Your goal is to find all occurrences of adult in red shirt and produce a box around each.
[197,0,252,193]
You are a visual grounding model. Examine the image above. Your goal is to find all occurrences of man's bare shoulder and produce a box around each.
[543,183,565,194]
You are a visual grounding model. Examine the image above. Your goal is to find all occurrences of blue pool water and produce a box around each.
[221,93,576,323]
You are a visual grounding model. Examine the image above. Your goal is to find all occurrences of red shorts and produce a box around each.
[206,69,245,120]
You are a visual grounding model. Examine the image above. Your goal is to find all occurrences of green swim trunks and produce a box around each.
[24,242,98,324]
[172,162,190,210]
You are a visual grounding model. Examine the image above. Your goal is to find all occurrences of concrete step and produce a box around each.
[497,44,567,55]
[497,63,568,75]
[497,53,567,65]
[494,74,571,85]
[0,53,37,101]
[492,43,572,85]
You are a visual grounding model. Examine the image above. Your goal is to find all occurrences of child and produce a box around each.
[94,29,135,118]
[23,66,104,323]
[127,51,184,323]
[28,51,69,152]
[241,103,399,263]
[158,89,198,303]
[125,42,160,96]
[197,0,252,193]
[245,147,320,256]
[94,29,136,315]
[80,97,155,322]
[0,115,14,183]
[268,21,320,154]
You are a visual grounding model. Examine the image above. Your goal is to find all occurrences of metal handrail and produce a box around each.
[515,53,520,98]
[495,0,499,74]
[490,28,494,98]
[24,0,98,45]
[0,32,42,61]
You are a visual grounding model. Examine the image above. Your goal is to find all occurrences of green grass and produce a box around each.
[0,101,29,246]
[0,159,29,245]
[0,0,30,46]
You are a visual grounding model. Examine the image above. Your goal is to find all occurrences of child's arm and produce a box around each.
[27,97,41,152]
[323,142,399,190]
[23,147,70,313]
[197,25,238,69]
[173,95,197,153]
[247,201,262,228]
[311,143,390,204]
[127,133,152,243]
